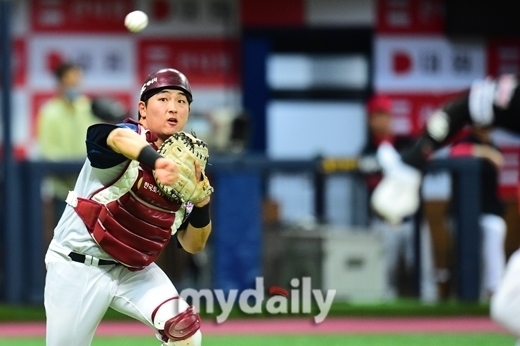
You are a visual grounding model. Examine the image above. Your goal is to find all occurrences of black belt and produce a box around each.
[68,252,119,266]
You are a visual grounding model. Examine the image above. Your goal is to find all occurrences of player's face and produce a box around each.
[139,89,190,143]
[369,111,392,137]
[59,68,83,100]
[60,67,83,89]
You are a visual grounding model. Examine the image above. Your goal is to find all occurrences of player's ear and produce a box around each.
[138,101,146,119]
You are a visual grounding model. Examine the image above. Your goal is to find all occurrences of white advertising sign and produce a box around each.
[28,35,136,89]
[374,35,486,92]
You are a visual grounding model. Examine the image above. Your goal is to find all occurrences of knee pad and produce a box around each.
[152,297,201,343]
[165,330,202,346]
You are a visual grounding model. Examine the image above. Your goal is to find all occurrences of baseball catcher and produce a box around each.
[44,67,210,346]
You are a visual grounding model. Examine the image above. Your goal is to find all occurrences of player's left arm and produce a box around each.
[177,197,212,254]
[176,153,212,253]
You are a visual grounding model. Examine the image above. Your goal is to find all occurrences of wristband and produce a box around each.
[189,202,210,228]
[137,145,162,169]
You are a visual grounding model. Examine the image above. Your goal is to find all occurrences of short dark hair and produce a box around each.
[53,62,82,81]
[140,87,191,104]
[137,88,191,120]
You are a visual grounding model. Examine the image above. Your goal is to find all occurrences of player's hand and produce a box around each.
[193,160,211,207]
[153,157,179,187]
[474,145,504,170]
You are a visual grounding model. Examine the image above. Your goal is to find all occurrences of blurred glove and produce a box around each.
[91,97,129,123]
[370,142,422,225]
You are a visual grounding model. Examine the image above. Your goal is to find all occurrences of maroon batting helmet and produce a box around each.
[140,68,193,103]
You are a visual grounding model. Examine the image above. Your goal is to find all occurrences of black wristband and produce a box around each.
[137,145,162,169]
[189,203,211,228]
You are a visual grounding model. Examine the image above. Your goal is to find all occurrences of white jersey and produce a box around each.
[48,122,188,261]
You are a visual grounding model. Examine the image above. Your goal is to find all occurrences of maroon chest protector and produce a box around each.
[73,162,181,270]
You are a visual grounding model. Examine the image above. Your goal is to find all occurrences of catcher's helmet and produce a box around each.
[140,68,192,103]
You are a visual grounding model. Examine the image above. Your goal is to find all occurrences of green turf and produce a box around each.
[0,333,515,346]
[0,298,491,322]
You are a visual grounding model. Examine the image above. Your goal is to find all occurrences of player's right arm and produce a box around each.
[107,126,150,159]
[402,75,520,170]
[86,123,178,187]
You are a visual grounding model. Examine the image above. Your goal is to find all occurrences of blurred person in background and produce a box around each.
[447,125,506,300]
[366,74,520,343]
[358,94,416,299]
[36,61,99,226]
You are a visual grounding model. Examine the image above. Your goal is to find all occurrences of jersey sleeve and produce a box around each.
[86,122,139,169]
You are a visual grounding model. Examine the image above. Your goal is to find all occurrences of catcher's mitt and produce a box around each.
[154,131,214,204]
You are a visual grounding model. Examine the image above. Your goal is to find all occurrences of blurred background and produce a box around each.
[1,0,520,309]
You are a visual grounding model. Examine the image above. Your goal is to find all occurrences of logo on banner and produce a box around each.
[375,36,485,91]
[30,36,134,88]
[45,51,65,73]
[392,51,412,74]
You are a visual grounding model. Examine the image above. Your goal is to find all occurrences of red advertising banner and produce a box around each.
[31,0,133,33]
[385,91,465,136]
[487,41,520,197]
[138,39,240,86]
[240,0,304,27]
[13,38,27,86]
[499,146,520,199]
[376,0,445,34]
[487,40,520,77]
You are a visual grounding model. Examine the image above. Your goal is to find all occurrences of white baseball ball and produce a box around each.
[124,10,148,33]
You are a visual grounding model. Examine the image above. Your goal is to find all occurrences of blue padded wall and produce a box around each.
[212,172,262,293]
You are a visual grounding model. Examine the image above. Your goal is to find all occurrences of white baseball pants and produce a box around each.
[44,243,191,346]
[491,247,520,336]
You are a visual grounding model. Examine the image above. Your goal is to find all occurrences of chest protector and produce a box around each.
[72,127,181,270]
